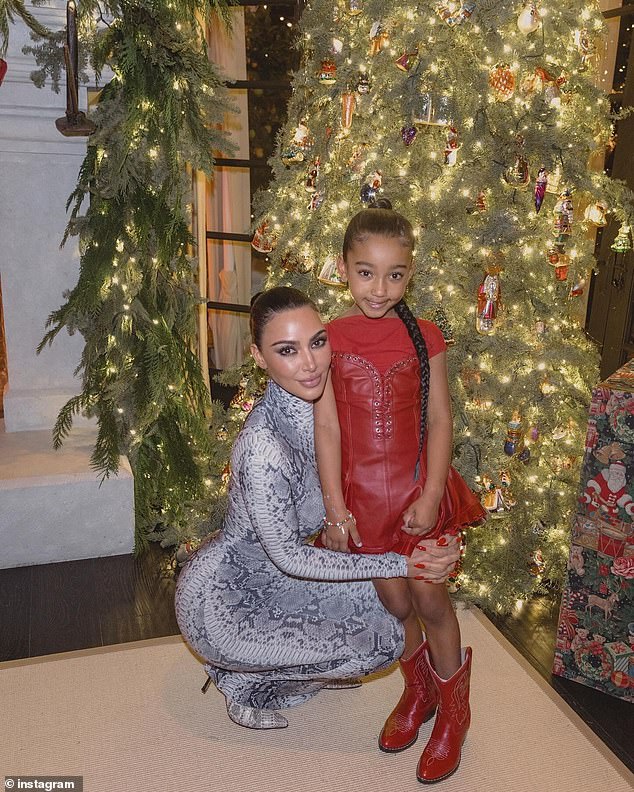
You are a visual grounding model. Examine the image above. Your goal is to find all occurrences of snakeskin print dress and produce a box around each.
[175,380,406,710]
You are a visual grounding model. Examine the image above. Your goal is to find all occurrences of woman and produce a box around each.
[175,287,460,730]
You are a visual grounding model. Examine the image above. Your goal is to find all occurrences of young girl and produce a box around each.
[314,201,486,784]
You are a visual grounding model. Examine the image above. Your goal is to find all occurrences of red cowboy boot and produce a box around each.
[416,646,472,784]
[379,640,438,752]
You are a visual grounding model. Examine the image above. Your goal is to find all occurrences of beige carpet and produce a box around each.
[0,608,631,792]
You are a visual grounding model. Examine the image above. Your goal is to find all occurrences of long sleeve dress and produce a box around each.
[175,379,407,711]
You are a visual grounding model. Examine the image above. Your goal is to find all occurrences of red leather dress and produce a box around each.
[321,315,486,557]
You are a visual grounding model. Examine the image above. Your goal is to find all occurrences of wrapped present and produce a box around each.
[605,640,634,672]
[554,359,634,701]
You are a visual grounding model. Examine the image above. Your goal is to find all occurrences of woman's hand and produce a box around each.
[406,533,461,583]
[401,493,441,536]
[321,514,362,552]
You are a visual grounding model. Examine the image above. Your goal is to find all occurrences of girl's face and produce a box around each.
[251,305,331,401]
[337,234,413,319]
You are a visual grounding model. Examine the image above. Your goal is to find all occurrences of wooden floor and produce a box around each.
[1,542,632,772]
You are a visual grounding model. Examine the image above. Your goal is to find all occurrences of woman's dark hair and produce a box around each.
[343,199,429,479]
[250,286,317,348]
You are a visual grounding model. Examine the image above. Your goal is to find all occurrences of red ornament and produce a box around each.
[489,64,515,101]
[0,58,7,87]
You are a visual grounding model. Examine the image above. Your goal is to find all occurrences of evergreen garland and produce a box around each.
[1,1,236,547]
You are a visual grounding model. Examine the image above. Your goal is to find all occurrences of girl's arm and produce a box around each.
[402,350,453,535]
[313,372,362,551]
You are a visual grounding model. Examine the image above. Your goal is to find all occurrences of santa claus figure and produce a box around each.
[581,460,634,520]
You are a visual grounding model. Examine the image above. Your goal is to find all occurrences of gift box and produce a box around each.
[554,360,634,701]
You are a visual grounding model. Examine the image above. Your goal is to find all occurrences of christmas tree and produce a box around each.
[243,0,634,612]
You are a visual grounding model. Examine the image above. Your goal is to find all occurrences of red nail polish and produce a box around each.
[415,563,425,569]
[436,537,448,546]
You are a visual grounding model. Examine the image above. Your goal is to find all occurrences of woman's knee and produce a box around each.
[374,579,414,622]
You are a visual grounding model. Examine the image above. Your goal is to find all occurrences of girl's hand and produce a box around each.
[321,514,362,553]
[401,494,441,536]
[406,533,461,583]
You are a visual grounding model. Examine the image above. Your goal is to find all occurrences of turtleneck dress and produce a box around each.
[175,379,407,710]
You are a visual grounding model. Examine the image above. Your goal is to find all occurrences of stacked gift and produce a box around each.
[553,359,634,700]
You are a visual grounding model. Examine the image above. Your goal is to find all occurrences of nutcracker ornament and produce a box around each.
[534,167,548,213]
[476,262,503,334]
[611,223,632,253]
[308,191,324,211]
[489,63,516,102]
[553,188,573,244]
[517,2,541,34]
[357,73,371,94]
[504,411,524,456]
[466,190,487,214]
[360,170,382,203]
[575,28,595,72]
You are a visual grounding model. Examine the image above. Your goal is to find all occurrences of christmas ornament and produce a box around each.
[481,474,512,516]
[401,124,417,146]
[499,470,516,507]
[575,28,595,72]
[348,0,363,15]
[467,190,487,214]
[547,247,570,281]
[553,189,573,244]
[395,49,418,72]
[530,426,540,441]
[432,95,452,126]
[583,201,608,227]
[569,278,586,298]
[360,170,382,203]
[413,91,433,125]
[319,60,337,85]
[308,191,324,211]
[534,167,547,213]
[489,63,516,102]
[443,125,460,165]
[318,254,345,286]
[0,58,7,87]
[280,146,305,166]
[348,144,367,174]
[503,154,530,190]
[436,0,476,26]
[251,221,277,254]
[476,262,502,334]
[611,223,632,253]
[517,2,541,35]
[504,411,523,456]
[341,91,356,134]
[293,121,313,150]
[369,22,389,56]
[518,447,531,464]
[357,73,371,94]
[331,37,344,55]
[545,164,562,194]
[433,305,455,345]
[528,549,545,576]
[305,157,320,192]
